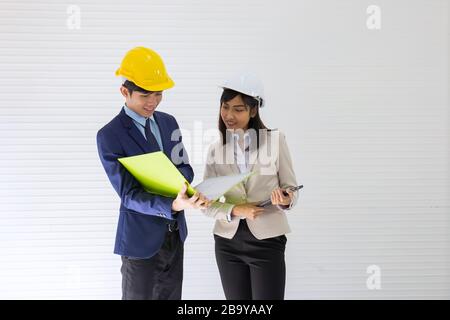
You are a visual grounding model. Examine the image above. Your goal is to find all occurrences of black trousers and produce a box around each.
[214,220,287,300]
[120,224,183,300]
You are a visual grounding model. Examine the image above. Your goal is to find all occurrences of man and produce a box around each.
[96,47,209,300]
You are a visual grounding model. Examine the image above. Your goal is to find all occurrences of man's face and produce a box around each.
[121,86,163,118]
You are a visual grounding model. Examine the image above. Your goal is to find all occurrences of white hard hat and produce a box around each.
[220,72,265,108]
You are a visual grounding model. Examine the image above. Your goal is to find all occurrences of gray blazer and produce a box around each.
[202,130,299,240]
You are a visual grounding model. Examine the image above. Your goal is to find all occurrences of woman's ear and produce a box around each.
[250,107,258,118]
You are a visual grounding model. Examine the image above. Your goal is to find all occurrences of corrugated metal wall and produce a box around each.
[0,0,448,299]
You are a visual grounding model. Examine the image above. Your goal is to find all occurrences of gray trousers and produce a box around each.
[120,229,184,300]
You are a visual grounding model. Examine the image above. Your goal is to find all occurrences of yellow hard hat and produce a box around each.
[115,47,174,91]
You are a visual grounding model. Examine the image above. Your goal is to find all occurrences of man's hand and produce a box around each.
[172,183,211,212]
[231,204,264,220]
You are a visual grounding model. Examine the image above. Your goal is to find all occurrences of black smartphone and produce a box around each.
[257,185,303,207]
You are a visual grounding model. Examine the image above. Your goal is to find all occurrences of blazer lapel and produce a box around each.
[153,112,171,157]
[223,140,240,175]
[245,131,275,189]
[248,143,259,174]
[118,109,157,154]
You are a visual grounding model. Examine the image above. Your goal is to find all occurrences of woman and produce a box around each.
[202,73,299,300]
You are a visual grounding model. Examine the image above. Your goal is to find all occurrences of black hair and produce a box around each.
[218,88,270,148]
[122,80,151,95]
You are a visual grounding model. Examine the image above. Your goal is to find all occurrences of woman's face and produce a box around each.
[220,94,257,131]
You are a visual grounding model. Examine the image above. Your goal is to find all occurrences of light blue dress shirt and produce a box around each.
[123,105,164,151]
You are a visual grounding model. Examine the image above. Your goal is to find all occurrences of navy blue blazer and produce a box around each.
[96,108,194,259]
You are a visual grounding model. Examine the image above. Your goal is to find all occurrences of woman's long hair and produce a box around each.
[218,89,270,149]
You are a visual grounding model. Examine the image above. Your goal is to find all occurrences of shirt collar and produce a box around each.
[232,131,251,149]
[232,131,251,140]
[123,104,155,127]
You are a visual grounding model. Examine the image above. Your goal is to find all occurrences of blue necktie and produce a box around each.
[145,118,162,151]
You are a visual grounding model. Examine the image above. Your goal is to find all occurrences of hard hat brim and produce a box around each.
[139,77,175,92]
[116,68,175,91]
[218,85,265,107]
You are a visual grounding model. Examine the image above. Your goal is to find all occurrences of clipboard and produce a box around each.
[257,185,303,207]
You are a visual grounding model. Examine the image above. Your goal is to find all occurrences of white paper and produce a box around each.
[193,172,252,201]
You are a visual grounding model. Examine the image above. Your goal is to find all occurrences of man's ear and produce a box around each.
[120,86,130,98]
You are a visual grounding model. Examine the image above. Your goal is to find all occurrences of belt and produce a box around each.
[167,221,179,232]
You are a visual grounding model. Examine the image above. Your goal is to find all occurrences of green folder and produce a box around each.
[118,151,197,198]
[118,151,253,200]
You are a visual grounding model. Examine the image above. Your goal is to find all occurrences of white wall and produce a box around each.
[0,0,449,299]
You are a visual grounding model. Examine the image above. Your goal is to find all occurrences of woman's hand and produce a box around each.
[231,204,264,220]
[270,188,294,206]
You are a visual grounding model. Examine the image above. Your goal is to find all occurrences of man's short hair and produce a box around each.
[122,80,151,95]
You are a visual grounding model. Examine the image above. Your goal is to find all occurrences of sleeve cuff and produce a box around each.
[224,204,235,223]
[164,198,177,220]
[277,201,293,211]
